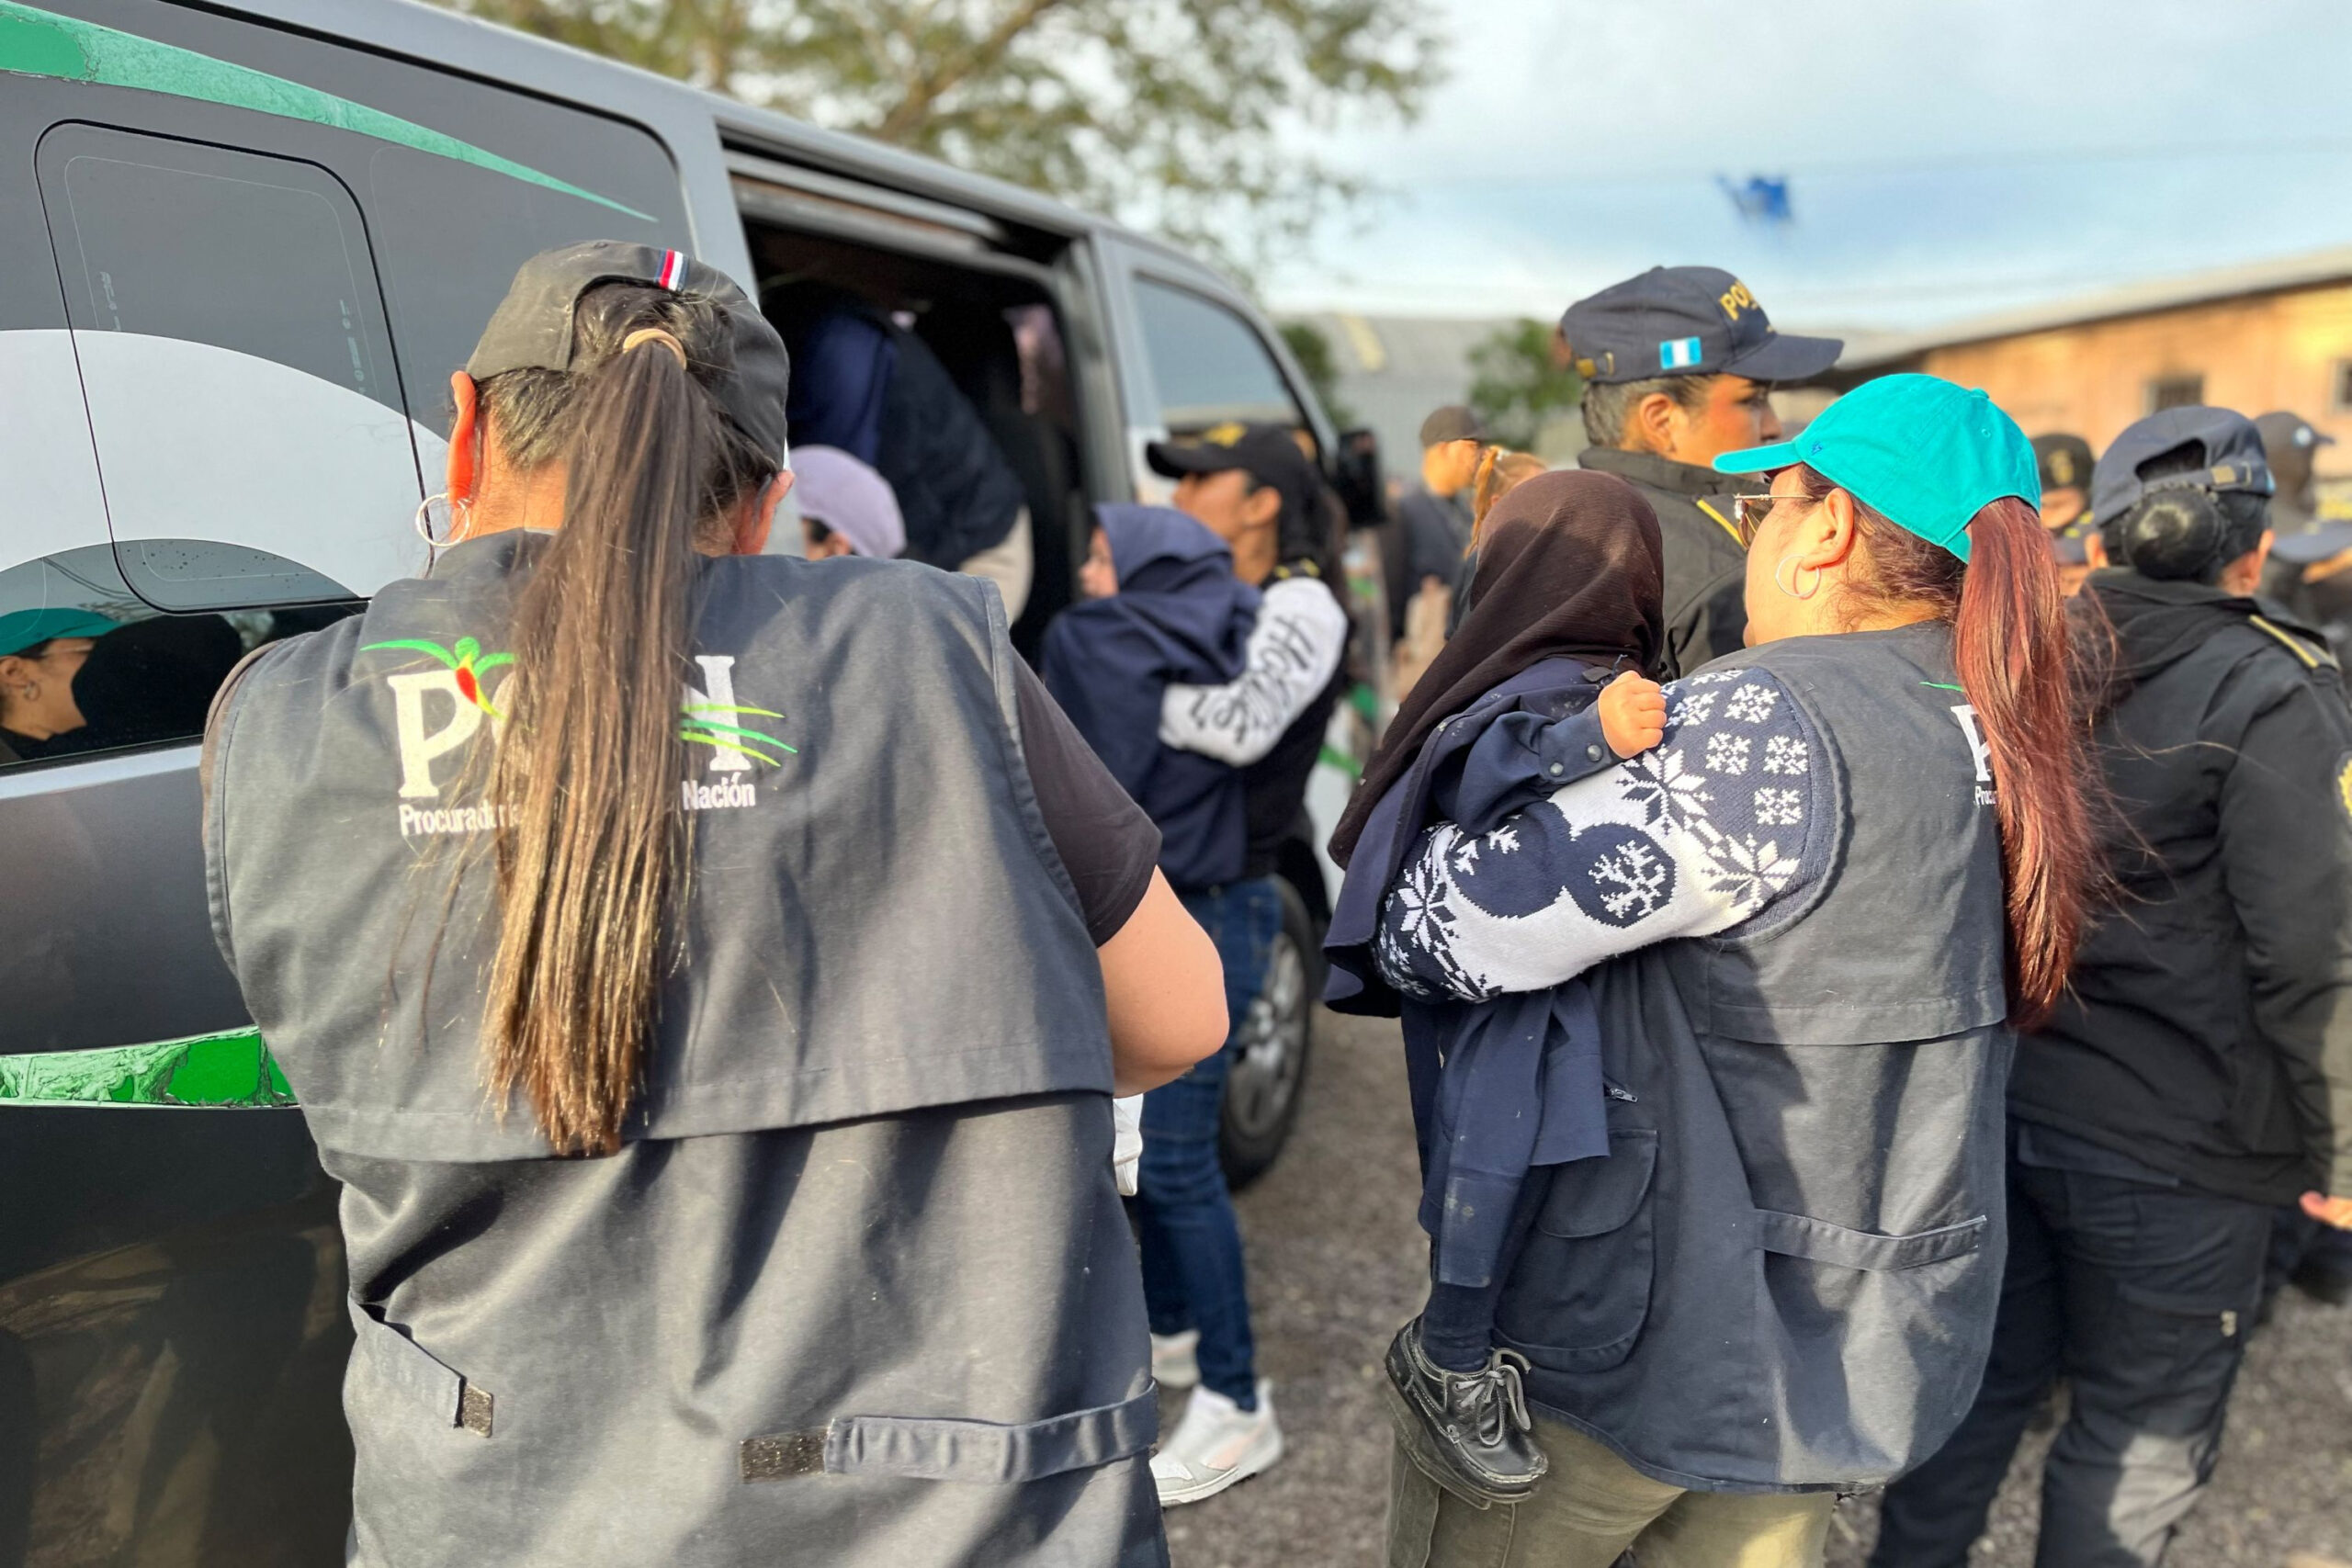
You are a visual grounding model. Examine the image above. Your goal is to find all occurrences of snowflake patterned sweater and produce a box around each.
[1377,667,1829,1008]
[1362,665,1832,1309]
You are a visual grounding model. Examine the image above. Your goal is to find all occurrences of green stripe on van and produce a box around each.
[0,0,653,220]
[0,1028,298,1108]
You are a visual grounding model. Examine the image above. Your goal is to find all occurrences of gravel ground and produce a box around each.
[1164,1008,2352,1568]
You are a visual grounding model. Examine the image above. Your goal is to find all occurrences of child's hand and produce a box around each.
[1599,671,1667,758]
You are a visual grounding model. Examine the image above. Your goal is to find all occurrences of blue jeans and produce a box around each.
[1136,875,1282,1409]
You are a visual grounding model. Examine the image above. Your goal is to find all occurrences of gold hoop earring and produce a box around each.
[413,492,475,548]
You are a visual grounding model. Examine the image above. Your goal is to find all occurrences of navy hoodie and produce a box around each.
[1042,506,1260,891]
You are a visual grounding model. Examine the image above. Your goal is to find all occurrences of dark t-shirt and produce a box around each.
[1012,660,1161,943]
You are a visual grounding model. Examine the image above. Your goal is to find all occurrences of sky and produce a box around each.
[1261,0,2352,335]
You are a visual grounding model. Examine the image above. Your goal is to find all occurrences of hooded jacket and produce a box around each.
[2013,571,2352,1205]
[1042,506,1259,892]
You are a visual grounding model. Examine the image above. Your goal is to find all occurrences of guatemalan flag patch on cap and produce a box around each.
[657,249,688,290]
[1660,336,1703,370]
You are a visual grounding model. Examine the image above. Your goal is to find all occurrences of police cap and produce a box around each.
[2090,405,2272,525]
[2031,433,2095,496]
[1558,266,1842,386]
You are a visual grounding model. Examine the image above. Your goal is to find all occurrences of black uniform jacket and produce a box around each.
[2014,571,2352,1205]
[1577,446,1748,679]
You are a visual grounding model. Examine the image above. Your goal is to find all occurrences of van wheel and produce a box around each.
[1219,877,1320,1191]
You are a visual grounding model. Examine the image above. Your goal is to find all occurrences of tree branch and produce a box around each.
[873,0,1070,143]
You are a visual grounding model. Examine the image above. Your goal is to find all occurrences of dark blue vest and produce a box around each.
[1497,624,2013,1492]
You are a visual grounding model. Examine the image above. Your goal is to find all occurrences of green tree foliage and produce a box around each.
[1278,319,1355,427]
[436,0,1442,273]
[1466,318,1584,452]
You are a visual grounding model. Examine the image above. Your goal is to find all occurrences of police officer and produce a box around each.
[2033,433,2107,594]
[2255,411,2352,662]
[201,242,1227,1566]
[1557,266,1843,676]
[2030,432,2096,536]
[1874,407,2352,1568]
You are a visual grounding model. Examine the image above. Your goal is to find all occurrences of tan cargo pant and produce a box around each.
[1387,1415,1836,1568]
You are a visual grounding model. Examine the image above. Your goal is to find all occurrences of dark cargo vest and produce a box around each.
[203,535,1164,1566]
[1493,623,2014,1493]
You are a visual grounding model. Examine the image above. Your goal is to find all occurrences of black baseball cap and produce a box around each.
[2089,405,2272,525]
[1147,422,1319,530]
[1419,405,1487,447]
[1558,266,1842,386]
[468,241,792,463]
[2031,433,2095,495]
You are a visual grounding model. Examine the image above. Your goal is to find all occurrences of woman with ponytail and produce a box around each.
[1370,375,2093,1568]
[202,243,1221,1567]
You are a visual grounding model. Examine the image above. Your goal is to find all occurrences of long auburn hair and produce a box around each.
[468,285,776,1155]
[1793,465,2098,1028]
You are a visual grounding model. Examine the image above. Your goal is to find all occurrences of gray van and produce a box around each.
[0,2,1377,1556]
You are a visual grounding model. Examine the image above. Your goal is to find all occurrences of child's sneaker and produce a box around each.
[1150,1380,1282,1505]
[1382,1320,1548,1507]
[1150,1329,1200,1390]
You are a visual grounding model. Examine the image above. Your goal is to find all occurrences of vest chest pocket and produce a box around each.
[1496,1128,1657,1371]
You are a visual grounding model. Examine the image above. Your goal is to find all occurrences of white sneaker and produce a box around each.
[1150,1330,1200,1390]
[1151,1380,1283,1506]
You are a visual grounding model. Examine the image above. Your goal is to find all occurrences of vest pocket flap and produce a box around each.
[346,1298,492,1436]
[823,1384,1158,1484]
[1533,1129,1658,1238]
[1755,1210,1986,1272]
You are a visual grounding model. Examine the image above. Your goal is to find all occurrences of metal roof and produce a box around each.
[1838,245,2352,369]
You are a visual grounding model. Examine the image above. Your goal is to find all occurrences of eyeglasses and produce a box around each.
[1731,492,1798,546]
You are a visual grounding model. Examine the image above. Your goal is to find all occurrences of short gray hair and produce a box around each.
[1580,374,1715,449]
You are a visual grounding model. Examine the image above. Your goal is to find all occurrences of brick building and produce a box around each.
[1833,246,2352,480]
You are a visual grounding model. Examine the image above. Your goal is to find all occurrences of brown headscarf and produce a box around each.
[1331,469,1666,865]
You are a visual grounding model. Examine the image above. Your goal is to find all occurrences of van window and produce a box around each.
[0,546,354,771]
[1134,278,1303,431]
[363,143,667,440]
[37,125,426,608]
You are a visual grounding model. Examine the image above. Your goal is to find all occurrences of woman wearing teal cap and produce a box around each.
[1370,374,2097,1566]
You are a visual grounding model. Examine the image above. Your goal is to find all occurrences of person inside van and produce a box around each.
[784,297,1034,616]
[792,444,906,560]
[200,241,1227,1567]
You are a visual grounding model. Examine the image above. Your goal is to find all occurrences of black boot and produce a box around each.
[1382,1319,1549,1507]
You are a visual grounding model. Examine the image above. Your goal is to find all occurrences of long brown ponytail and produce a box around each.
[1798,467,2098,1028]
[471,285,776,1155]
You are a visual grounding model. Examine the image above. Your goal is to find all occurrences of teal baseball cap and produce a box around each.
[0,607,116,659]
[1713,373,2040,562]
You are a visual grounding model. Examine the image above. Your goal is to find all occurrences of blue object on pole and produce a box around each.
[1717,175,1793,227]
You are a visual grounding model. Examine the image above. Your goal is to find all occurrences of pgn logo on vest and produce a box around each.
[1950,703,1996,807]
[364,638,796,835]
